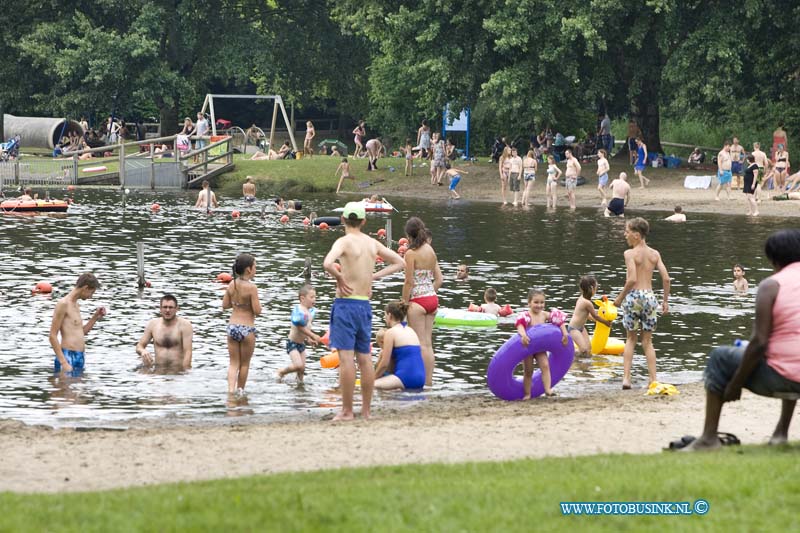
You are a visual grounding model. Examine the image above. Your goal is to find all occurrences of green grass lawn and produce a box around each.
[3,446,799,532]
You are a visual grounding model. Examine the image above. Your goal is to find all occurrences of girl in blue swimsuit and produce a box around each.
[373,301,426,391]
[222,253,262,395]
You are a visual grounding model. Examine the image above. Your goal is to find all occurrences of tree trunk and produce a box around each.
[159,104,179,137]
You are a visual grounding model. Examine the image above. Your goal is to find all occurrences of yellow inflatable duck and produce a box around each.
[591,296,625,355]
[645,381,680,396]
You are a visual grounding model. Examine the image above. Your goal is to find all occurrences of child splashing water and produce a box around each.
[223,253,262,395]
[278,284,321,383]
[515,289,569,397]
[568,276,613,356]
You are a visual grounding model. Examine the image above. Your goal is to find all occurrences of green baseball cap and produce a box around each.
[342,202,366,220]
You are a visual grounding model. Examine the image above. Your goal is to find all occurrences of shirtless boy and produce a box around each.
[278,284,322,383]
[605,172,631,217]
[733,264,749,293]
[596,149,610,206]
[480,288,501,315]
[135,294,193,370]
[564,149,581,210]
[730,137,745,189]
[49,273,106,376]
[242,177,256,201]
[323,202,405,420]
[613,218,671,389]
[195,180,219,209]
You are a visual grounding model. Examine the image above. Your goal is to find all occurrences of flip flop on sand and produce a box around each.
[666,432,740,451]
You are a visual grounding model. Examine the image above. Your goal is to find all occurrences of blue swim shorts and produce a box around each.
[329,298,372,354]
[449,175,461,190]
[286,339,306,354]
[731,161,743,175]
[718,169,732,184]
[598,173,609,187]
[634,164,646,172]
[55,348,85,376]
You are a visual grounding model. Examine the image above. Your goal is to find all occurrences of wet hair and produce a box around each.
[405,216,428,249]
[733,263,745,272]
[232,253,255,289]
[485,288,497,302]
[385,300,409,322]
[626,217,650,238]
[298,283,315,297]
[75,272,100,289]
[746,154,755,163]
[764,229,800,269]
[674,205,682,213]
[160,294,178,306]
[527,288,545,301]
[579,276,597,299]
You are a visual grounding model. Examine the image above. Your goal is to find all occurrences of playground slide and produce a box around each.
[3,114,84,150]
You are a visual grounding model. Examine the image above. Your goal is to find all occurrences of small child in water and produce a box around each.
[568,276,612,356]
[515,289,569,398]
[733,264,749,293]
[480,288,501,315]
[278,284,321,383]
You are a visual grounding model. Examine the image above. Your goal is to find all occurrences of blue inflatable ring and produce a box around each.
[487,324,574,400]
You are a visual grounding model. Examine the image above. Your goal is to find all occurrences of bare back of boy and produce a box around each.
[568,298,595,355]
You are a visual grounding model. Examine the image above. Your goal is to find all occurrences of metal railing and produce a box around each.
[0,159,76,189]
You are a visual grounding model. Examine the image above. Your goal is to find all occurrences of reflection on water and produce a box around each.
[0,190,783,426]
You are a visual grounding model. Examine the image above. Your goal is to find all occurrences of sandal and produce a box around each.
[718,432,741,446]
[667,435,696,450]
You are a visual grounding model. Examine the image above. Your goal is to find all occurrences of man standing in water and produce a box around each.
[49,273,106,376]
[242,176,256,201]
[194,180,218,210]
[323,202,404,421]
[715,140,733,201]
[135,294,194,370]
[613,218,670,390]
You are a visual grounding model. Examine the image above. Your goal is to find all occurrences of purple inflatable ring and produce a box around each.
[487,324,574,400]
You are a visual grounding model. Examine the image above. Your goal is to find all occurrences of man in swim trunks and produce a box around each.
[195,180,218,210]
[605,172,631,217]
[715,140,733,201]
[613,218,670,390]
[730,137,744,190]
[242,177,256,201]
[135,294,194,370]
[323,202,404,421]
[49,273,106,377]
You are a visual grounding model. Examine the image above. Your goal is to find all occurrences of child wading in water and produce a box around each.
[515,289,568,397]
[546,155,561,208]
[278,284,321,383]
[222,253,262,395]
[733,264,749,293]
[335,158,353,193]
[568,276,612,356]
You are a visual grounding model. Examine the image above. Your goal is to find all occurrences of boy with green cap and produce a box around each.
[323,202,404,421]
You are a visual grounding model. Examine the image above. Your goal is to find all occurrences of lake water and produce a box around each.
[0,190,783,427]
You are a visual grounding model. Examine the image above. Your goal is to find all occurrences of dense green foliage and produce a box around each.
[2,1,798,148]
[2,447,800,531]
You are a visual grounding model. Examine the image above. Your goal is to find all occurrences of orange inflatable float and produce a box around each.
[1,199,69,213]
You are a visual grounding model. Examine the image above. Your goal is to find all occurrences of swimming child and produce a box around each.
[373,301,426,391]
[335,158,354,193]
[278,284,321,383]
[480,287,502,315]
[445,167,467,199]
[515,289,569,397]
[49,273,105,376]
[545,155,562,209]
[733,264,749,293]
[222,253,262,395]
[522,150,538,206]
[568,276,613,356]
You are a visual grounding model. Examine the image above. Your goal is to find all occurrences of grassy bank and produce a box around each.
[2,446,798,531]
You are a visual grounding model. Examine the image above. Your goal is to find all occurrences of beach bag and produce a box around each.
[176,134,190,152]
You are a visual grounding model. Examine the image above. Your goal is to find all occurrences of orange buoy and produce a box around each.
[231,210,241,219]
[280,214,289,223]
[302,217,310,226]
[319,222,329,230]
[31,281,53,294]
[320,349,340,369]
[67,185,76,192]
[150,203,160,212]
[377,228,387,238]
[398,237,409,246]
[216,272,233,283]
[320,330,330,346]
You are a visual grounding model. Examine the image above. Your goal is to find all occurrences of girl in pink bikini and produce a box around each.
[402,217,443,386]
[352,120,366,158]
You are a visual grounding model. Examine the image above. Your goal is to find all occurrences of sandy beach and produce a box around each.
[2,383,795,493]
[365,160,800,218]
